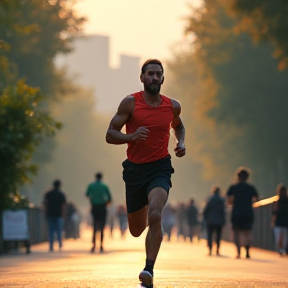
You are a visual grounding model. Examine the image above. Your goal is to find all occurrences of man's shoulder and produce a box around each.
[227,183,236,190]
[163,95,180,107]
[53,189,66,197]
[99,182,109,189]
[118,94,136,113]
[242,182,256,191]
[45,189,54,196]
[90,181,108,188]
[59,190,66,197]
[123,92,140,102]
[226,184,237,195]
[45,189,65,199]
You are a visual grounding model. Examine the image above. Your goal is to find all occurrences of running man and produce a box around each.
[106,59,186,287]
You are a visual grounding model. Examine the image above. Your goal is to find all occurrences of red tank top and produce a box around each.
[126,91,174,163]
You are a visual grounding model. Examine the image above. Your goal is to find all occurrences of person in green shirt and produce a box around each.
[86,172,112,253]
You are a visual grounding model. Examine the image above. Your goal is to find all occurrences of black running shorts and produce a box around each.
[122,155,174,213]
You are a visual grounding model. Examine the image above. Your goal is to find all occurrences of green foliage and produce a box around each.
[4,191,31,209]
[232,0,288,70]
[0,0,85,94]
[0,0,85,209]
[0,80,62,209]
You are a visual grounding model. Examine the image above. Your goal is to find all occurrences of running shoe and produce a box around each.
[139,270,153,287]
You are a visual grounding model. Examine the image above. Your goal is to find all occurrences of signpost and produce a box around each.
[2,210,30,253]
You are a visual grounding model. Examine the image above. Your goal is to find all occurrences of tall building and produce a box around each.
[56,35,141,113]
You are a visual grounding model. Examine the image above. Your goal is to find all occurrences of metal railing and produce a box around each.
[0,197,280,254]
[27,207,48,245]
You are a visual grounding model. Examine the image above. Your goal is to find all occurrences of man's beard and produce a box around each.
[144,83,161,95]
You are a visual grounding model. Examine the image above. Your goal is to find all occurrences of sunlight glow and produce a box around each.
[74,0,202,67]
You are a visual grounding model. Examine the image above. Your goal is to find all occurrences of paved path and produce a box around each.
[1,227,288,288]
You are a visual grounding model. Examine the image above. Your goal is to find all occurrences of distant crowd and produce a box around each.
[161,172,288,258]
[43,166,288,259]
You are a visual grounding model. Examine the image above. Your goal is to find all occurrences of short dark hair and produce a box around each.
[95,172,102,180]
[236,166,250,180]
[53,179,61,189]
[141,59,164,75]
[211,185,220,195]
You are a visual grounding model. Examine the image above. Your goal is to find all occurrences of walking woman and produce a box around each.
[272,184,288,256]
[226,167,259,259]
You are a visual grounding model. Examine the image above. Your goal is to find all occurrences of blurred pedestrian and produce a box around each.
[65,201,80,239]
[86,172,112,253]
[186,199,199,242]
[272,184,288,256]
[176,202,187,242]
[226,167,259,259]
[106,203,117,238]
[161,202,176,242]
[117,204,128,238]
[203,186,226,256]
[43,179,66,252]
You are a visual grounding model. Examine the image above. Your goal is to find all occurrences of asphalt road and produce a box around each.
[1,227,288,288]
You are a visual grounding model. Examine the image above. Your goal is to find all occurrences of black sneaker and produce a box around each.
[139,270,153,287]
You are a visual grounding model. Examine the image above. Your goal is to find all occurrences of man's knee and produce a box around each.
[148,210,161,226]
[129,225,146,237]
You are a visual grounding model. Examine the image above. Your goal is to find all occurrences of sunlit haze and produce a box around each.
[75,0,202,67]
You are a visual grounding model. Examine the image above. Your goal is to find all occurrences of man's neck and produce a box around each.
[143,91,161,107]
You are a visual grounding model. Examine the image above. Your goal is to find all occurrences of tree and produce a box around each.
[0,80,61,209]
[0,0,84,208]
[0,0,85,94]
[232,0,288,70]
[0,0,85,168]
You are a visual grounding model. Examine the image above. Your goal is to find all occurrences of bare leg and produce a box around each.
[233,229,241,258]
[100,228,104,252]
[127,206,148,237]
[128,189,167,286]
[145,188,168,263]
[91,217,97,252]
[243,230,252,258]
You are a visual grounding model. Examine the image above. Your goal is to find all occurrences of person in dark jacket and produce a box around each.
[43,179,66,252]
[272,184,288,256]
[203,186,226,256]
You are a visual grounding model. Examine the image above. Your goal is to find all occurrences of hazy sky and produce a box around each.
[75,0,202,67]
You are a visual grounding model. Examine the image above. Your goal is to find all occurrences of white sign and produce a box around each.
[2,210,30,240]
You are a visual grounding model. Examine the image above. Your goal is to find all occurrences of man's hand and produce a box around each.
[174,142,185,157]
[132,127,149,141]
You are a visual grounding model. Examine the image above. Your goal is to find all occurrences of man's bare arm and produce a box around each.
[171,99,185,157]
[106,96,150,144]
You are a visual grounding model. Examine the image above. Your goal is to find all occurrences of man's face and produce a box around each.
[141,64,164,95]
